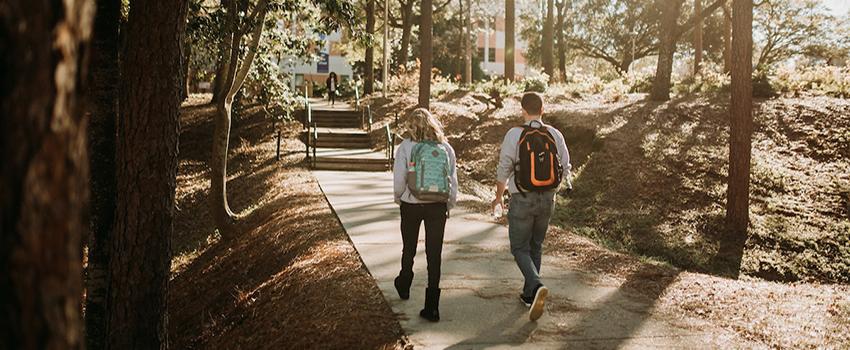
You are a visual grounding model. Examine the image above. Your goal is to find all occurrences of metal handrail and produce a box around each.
[385,123,394,168]
[311,121,318,169]
[367,105,373,132]
[304,100,312,160]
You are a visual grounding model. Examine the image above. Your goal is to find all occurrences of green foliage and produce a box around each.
[773,65,850,98]
[521,69,549,93]
[752,70,778,98]
[673,62,730,96]
[753,0,835,70]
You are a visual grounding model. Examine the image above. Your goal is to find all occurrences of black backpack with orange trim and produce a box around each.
[515,122,563,192]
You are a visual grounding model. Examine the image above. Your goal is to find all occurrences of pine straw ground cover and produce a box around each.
[364,91,850,348]
[168,95,407,349]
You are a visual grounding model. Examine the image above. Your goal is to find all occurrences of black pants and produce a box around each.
[328,90,335,105]
[399,202,447,288]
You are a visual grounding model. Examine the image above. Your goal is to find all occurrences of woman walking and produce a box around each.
[392,108,458,322]
[325,72,338,106]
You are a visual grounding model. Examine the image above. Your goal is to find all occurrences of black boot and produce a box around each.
[419,287,440,322]
[394,273,413,300]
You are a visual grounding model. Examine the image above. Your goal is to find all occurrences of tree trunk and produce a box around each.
[505,0,515,81]
[108,0,187,348]
[399,1,414,69]
[650,0,684,101]
[419,0,433,108]
[210,0,269,237]
[726,0,753,240]
[722,3,732,73]
[463,0,472,85]
[365,0,375,94]
[0,1,92,348]
[542,0,554,79]
[556,0,567,82]
[694,0,703,76]
[85,0,121,348]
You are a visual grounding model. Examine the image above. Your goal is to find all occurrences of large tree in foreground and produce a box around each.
[725,0,753,244]
[107,0,188,347]
[419,0,433,107]
[0,0,93,347]
[85,0,121,348]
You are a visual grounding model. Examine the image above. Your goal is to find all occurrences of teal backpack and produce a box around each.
[406,141,451,202]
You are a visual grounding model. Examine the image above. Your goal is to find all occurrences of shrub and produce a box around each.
[773,65,850,98]
[522,68,549,93]
[753,70,778,98]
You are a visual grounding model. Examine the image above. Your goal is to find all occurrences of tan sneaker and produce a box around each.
[529,285,548,321]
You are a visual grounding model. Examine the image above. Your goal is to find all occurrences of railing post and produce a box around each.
[305,101,311,160]
[367,105,373,132]
[312,122,318,168]
[355,81,360,110]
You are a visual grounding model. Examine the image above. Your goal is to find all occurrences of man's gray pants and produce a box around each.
[507,191,555,298]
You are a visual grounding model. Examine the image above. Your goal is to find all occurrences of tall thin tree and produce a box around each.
[210,0,270,236]
[726,0,753,241]
[542,0,555,79]
[107,0,188,348]
[419,0,433,107]
[365,0,376,94]
[85,0,121,348]
[505,0,516,81]
[650,0,684,101]
[0,0,93,348]
[694,0,703,75]
[722,3,732,73]
[464,0,472,85]
[555,0,567,82]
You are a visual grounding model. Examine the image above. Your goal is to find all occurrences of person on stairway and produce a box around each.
[392,108,458,322]
[326,72,338,106]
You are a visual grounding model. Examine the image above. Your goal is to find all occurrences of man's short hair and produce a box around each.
[521,92,543,115]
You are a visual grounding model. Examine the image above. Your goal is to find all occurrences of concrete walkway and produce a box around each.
[314,171,732,349]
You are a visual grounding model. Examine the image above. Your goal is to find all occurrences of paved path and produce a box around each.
[314,171,733,349]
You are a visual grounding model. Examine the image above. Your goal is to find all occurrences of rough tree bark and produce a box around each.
[0,0,93,348]
[505,0,515,81]
[542,0,555,80]
[399,0,415,69]
[722,3,732,73]
[650,0,684,101]
[211,0,270,237]
[463,0,472,85]
[365,0,376,94]
[694,0,703,75]
[85,0,121,348]
[726,0,753,241]
[556,0,567,82]
[419,0,433,108]
[107,0,188,348]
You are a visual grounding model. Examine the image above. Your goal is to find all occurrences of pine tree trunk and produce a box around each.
[365,0,375,94]
[505,0,515,81]
[85,0,121,348]
[399,1,414,69]
[0,1,93,348]
[650,0,684,101]
[463,0,472,85]
[556,0,567,82]
[542,0,554,79]
[108,0,188,348]
[722,3,732,73]
[726,0,753,239]
[694,0,703,76]
[419,0,433,108]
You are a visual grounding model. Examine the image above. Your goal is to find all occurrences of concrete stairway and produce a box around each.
[301,101,389,172]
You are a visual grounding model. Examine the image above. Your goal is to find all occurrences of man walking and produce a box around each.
[491,92,572,321]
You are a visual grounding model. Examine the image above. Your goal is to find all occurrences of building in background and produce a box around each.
[477,15,528,78]
[281,31,354,96]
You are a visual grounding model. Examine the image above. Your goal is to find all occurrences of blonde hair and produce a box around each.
[400,108,447,144]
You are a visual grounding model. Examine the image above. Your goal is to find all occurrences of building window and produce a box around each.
[488,48,495,60]
[478,47,485,59]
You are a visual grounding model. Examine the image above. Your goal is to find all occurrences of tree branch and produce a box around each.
[228,0,269,100]
[674,0,727,40]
